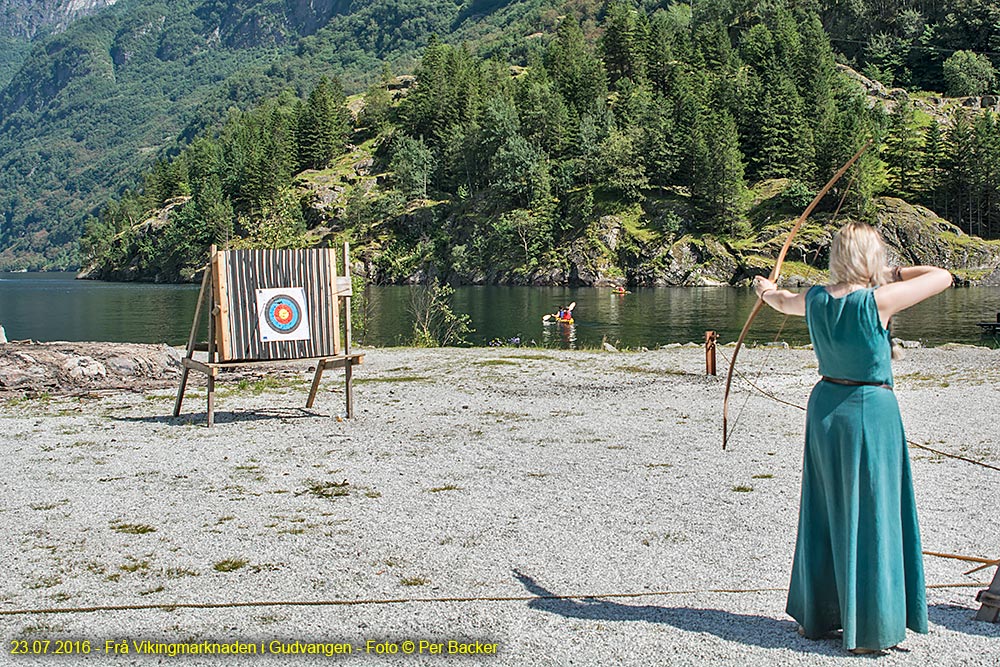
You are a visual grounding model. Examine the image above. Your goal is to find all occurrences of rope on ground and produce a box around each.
[906,441,1000,472]
[0,583,988,617]
[923,550,1000,576]
[716,346,1000,473]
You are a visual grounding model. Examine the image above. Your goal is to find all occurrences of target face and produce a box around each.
[255,287,311,343]
[265,296,301,333]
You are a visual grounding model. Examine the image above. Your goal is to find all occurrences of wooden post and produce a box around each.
[306,359,327,409]
[206,246,218,427]
[976,567,1000,623]
[174,265,211,417]
[705,330,718,376]
[342,242,354,418]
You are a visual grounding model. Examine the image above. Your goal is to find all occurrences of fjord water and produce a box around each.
[1,272,998,349]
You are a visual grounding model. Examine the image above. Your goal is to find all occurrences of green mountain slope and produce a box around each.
[0,0,120,86]
[0,0,598,270]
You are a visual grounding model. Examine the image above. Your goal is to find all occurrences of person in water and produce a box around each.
[753,222,951,654]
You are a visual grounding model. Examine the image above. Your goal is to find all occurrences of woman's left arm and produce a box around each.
[753,277,806,316]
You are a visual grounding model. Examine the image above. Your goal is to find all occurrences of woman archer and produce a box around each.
[753,222,952,654]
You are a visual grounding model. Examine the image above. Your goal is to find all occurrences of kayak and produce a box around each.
[544,317,574,324]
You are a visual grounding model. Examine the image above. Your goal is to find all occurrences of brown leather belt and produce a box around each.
[822,376,893,391]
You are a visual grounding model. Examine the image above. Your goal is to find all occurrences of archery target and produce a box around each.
[255,287,311,343]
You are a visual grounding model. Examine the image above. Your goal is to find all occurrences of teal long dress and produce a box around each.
[786,286,928,650]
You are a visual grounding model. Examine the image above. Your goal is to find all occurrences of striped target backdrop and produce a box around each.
[214,248,350,361]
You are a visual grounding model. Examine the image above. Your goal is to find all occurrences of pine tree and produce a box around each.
[401,35,449,142]
[594,127,648,202]
[883,99,924,200]
[296,77,351,171]
[916,119,946,213]
[391,135,436,199]
[943,112,976,232]
[545,15,608,120]
[515,55,570,159]
[971,113,1000,237]
[602,0,648,85]
[755,73,814,181]
[690,110,747,235]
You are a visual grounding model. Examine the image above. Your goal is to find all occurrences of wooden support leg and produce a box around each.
[345,360,354,418]
[976,567,1000,623]
[306,360,327,409]
[173,367,190,417]
[207,369,216,427]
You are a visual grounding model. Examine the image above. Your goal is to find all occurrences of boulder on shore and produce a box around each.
[0,342,184,393]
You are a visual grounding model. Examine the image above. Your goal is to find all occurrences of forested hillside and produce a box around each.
[0,0,589,270]
[78,1,1000,287]
[0,0,118,86]
[6,0,1000,272]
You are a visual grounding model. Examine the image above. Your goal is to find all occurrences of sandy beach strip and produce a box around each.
[0,344,998,666]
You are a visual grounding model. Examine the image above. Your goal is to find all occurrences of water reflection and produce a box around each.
[540,320,577,349]
[1,273,998,349]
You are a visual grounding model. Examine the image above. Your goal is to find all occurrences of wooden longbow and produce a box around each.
[722,139,873,450]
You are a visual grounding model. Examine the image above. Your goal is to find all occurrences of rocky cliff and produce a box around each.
[0,0,117,39]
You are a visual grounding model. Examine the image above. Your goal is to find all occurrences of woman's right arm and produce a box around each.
[874,266,953,323]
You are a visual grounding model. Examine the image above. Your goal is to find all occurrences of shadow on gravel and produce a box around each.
[112,408,327,425]
[513,571,842,655]
[928,603,1000,637]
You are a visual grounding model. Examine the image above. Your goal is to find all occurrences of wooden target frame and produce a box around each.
[173,243,364,426]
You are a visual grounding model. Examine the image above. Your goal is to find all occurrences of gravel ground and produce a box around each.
[0,344,998,666]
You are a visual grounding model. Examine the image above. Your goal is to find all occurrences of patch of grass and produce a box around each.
[355,375,428,384]
[120,560,150,573]
[732,485,754,493]
[400,576,429,586]
[214,559,248,573]
[503,353,555,360]
[17,623,60,637]
[751,473,774,479]
[30,502,63,511]
[641,531,685,546]
[475,359,518,366]
[13,392,53,406]
[485,409,529,422]
[257,614,284,625]
[364,489,382,498]
[138,586,165,596]
[646,463,673,469]
[616,365,662,374]
[226,376,305,396]
[428,485,461,493]
[303,479,350,498]
[526,472,548,478]
[165,568,200,579]
[28,575,62,589]
[111,522,157,535]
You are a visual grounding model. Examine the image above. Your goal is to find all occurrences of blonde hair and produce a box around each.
[828,222,888,287]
